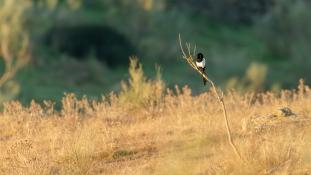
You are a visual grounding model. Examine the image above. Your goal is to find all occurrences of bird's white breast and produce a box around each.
[196,58,206,68]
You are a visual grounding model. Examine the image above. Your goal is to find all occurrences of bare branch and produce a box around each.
[178,33,187,59]
[0,2,30,89]
[186,42,191,56]
[178,35,244,162]
[193,44,197,58]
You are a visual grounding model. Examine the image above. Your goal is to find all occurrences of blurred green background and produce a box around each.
[0,0,311,104]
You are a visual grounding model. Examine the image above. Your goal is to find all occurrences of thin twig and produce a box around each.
[178,34,243,161]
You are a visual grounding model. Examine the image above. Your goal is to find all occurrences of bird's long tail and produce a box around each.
[199,67,207,86]
[203,76,207,85]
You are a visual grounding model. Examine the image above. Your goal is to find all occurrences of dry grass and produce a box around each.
[0,60,311,174]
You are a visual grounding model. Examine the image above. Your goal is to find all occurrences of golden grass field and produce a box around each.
[0,60,311,175]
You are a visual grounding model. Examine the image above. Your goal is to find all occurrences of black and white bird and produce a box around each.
[196,53,207,85]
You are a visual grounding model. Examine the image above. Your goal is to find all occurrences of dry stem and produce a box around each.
[0,28,29,88]
[178,34,243,161]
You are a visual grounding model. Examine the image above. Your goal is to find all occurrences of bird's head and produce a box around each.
[197,53,204,61]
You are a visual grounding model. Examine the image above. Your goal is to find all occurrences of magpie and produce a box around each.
[196,53,207,85]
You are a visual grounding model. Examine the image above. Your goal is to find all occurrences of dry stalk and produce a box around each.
[0,36,29,88]
[178,34,243,161]
[0,25,29,88]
